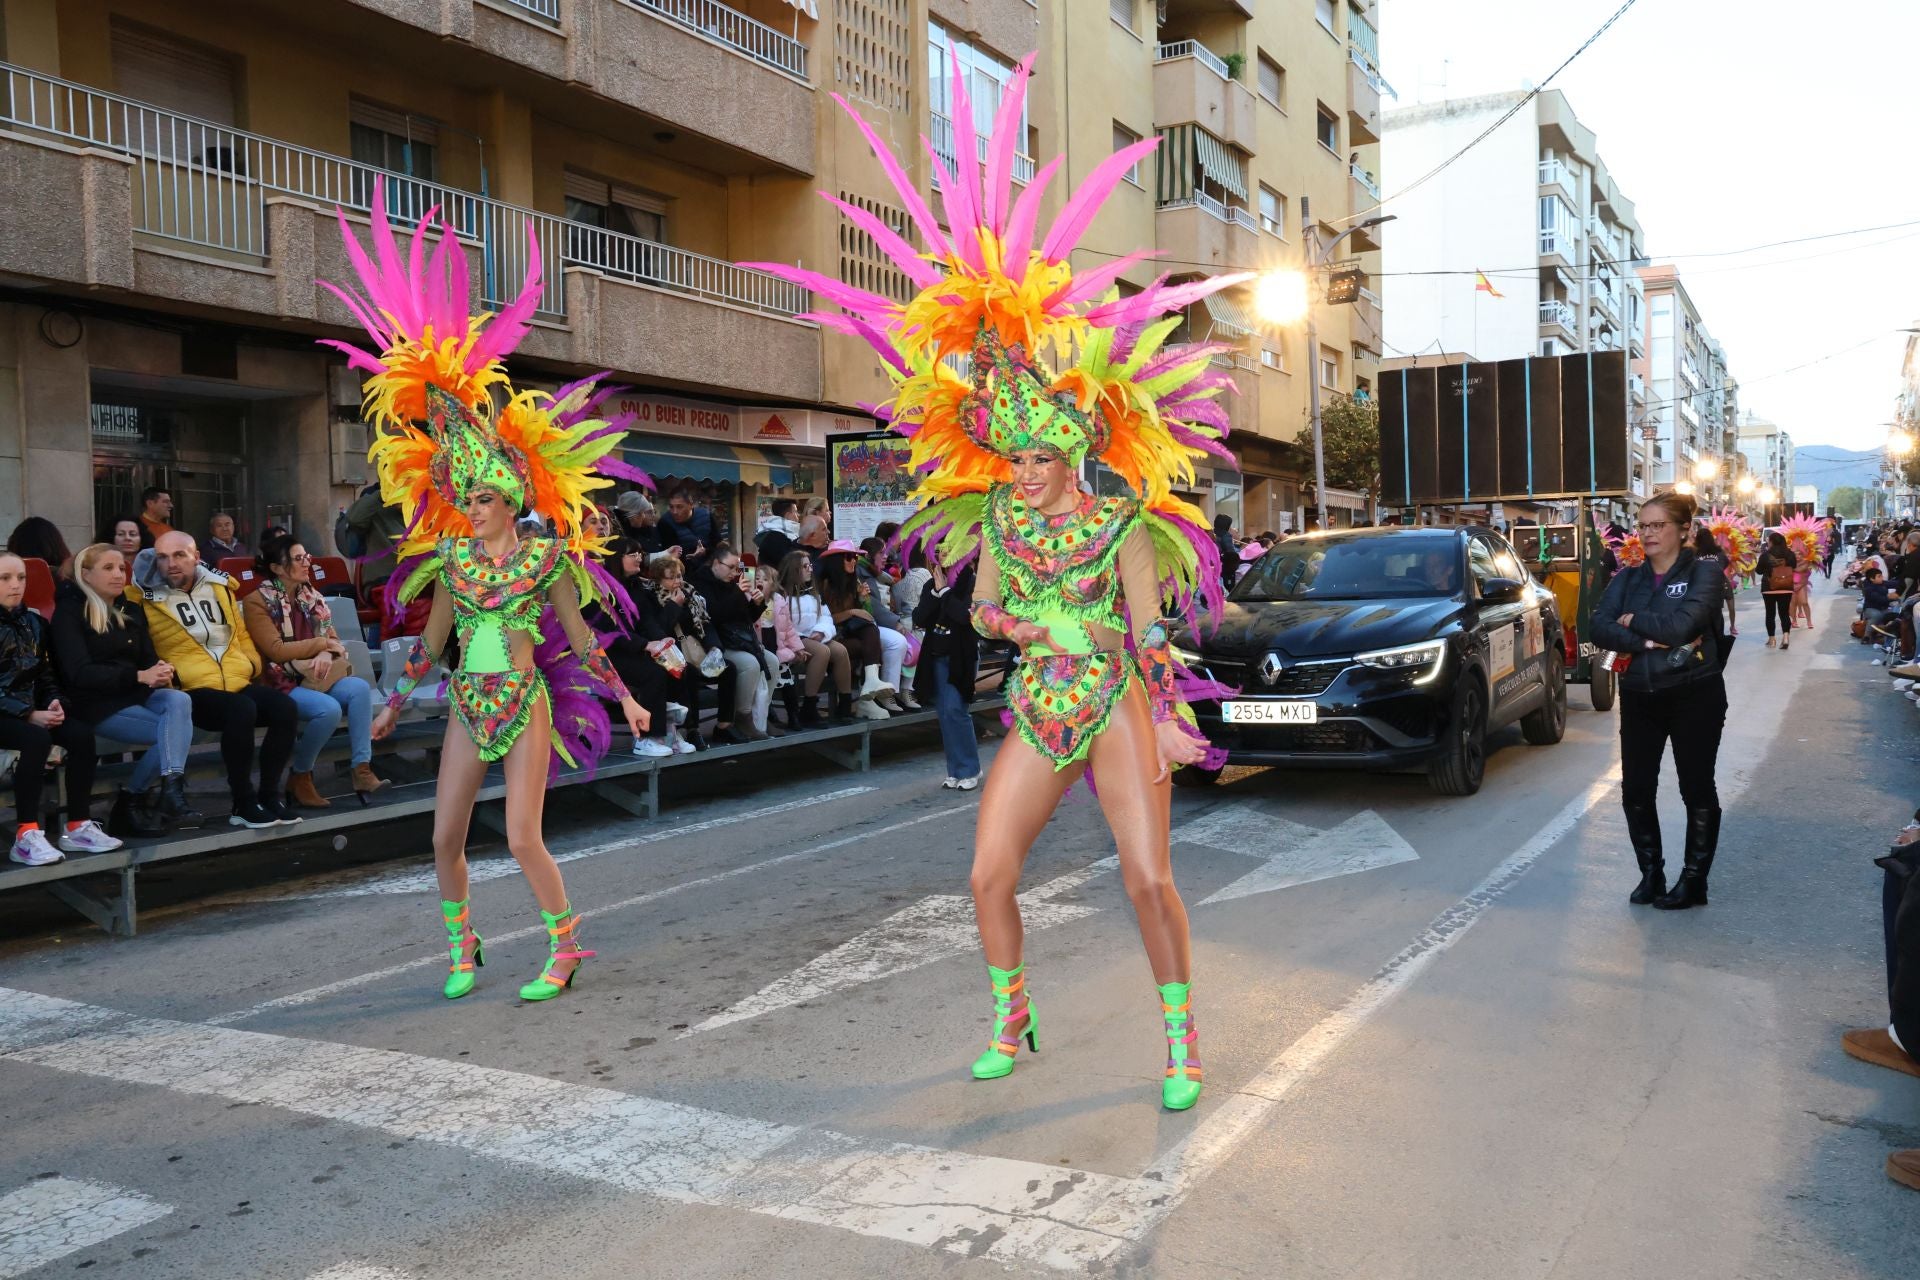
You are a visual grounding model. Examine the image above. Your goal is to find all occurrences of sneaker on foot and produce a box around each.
[632,737,674,758]
[57,821,124,854]
[229,801,278,830]
[953,775,980,791]
[1894,663,1920,678]
[8,829,62,866]
[665,702,689,726]
[263,797,303,825]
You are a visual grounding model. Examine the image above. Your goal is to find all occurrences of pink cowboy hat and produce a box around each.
[822,539,862,557]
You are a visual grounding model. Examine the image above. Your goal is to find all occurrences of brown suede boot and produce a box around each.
[1889,1149,1920,1193]
[288,771,329,809]
[1842,1028,1920,1078]
[351,762,388,795]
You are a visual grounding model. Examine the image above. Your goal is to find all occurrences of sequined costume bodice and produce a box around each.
[436,536,566,674]
[984,485,1138,655]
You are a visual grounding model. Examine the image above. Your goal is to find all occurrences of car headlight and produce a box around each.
[1354,639,1448,682]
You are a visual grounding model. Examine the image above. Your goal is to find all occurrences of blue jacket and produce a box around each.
[1589,549,1726,694]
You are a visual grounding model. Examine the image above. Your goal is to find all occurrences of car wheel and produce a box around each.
[1172,764,1223,788]
[1428,677,1487,796]
[1589,662,1616,712]
[1521,654,1568,745]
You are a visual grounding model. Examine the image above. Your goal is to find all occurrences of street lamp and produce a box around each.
[1757,484,1778,508]
[1693,457,1720,482]
[1259,212,1398,529]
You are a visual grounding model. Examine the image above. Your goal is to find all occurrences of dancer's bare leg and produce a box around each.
[1088,689,1190,984]
[502,696,587,981]
[970,733,1083,969]
[431,716,488,905]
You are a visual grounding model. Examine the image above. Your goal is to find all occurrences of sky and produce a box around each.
[1377,0,1920,453]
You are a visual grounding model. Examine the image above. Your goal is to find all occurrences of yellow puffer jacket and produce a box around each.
[128,551,265,692]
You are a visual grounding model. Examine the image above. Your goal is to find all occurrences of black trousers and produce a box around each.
[1619,675,1726,812]
[0,715,97,826]
[1889,864,1920,1052]
[188,685,296,805]
[1762,593,1792,637]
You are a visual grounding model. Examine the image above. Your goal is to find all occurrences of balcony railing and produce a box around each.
[1538,159,1573,189]
[1155,40,1232,82]
[499,0,561,22]
[1539,300,1577,330]
[1349,163,1382,200]
[0,61,809,320]
[928,110,1036,185]
[1158,189,1229,221]
[1346,43,1398,100]
[1227,205,1261,233]
[621,0,809,81]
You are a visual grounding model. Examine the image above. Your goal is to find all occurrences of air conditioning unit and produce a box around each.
[331,418,373,488]
[328,366,364,409]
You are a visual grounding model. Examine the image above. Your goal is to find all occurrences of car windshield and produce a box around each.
[1233,534,1461,602]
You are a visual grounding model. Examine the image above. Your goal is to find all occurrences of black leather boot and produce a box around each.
[1655,806,1720,910]
[107,786,167,838]
[780,684,803,730]
[157,775,205,829]
[1624,802,1665,905]
[796,693,822,728]
[831,693,856,725]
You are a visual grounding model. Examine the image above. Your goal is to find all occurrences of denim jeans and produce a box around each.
[94,687,194,791]
[288,676,374,772]
[931,656,979,780]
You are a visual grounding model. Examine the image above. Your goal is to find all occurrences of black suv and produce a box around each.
[1172,526,1567,795]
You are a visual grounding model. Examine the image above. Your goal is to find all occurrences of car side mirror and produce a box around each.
[1481,576,1526,602]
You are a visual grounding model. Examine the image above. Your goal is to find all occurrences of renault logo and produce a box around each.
[1260,653,1286,685]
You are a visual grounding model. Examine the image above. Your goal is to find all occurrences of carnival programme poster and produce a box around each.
[826,430,918,545]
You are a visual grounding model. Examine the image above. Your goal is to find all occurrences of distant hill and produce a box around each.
[1794,444,1884,500]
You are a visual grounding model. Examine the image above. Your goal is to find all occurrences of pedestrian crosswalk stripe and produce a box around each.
[0,1177,171,1279]
[304,1266,416,1280]
[0,987,1137,1268]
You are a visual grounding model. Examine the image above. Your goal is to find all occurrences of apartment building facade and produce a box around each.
[1736,414,1795,500]
[1380,89,1656,500]
[1634,264,1743,500]
[0,0,1383,551]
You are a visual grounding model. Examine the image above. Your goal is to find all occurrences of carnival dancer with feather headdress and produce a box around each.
[326,180,650,1003]
[748,56,1243,1110]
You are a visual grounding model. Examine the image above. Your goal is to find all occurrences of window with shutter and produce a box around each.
[1257,53,1285,109]
[1109,0,1134,33]
[1113,122,1142,187]
[1315,0,1338,34]
[1259,185,1286,237]
[1316,104,1339,153]
[111,22,238,124]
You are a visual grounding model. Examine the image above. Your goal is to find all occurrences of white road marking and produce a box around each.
[0,988,1137,1268]
[1021,771,1624,1268]
[686,858,1116,1036]
[1806,653,1844,670]
[0,1177,172,1279]
[286,787,876,899]
[1173,807,1320,855]
[209,804,973,1026]
[305,1267,416,1280]
[1197,810,1420,905]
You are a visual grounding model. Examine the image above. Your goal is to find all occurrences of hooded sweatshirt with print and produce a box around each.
[127,548,265,691]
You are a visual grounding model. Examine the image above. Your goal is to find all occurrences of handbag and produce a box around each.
[1853,619,1869,639]
[279,595,350,692]
[1765,562,1795,592]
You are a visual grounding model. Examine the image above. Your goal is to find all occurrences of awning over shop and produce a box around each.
[624,438,792,488]
[1202,291,1257,337]
[1325,487,1368,512]
[779,0,819,16]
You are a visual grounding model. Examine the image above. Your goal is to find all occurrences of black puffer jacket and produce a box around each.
[49,579,162,722]
[0,603,61,719]
[1588,549,1726,694]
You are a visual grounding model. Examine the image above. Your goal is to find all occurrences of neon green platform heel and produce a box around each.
[1159,980,1202,1111]
[441,899,483,1000]
[518,904,595,1002]
[970,963,1039,1079]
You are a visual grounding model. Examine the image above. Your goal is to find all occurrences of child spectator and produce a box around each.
[772,550,852,726]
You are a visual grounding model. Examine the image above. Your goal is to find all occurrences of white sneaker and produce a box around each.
[9,828,63,866]
[1896,680,1914,691]
[853,699,891,720]
[940,776,958,789]
[632,737,675,759]
[669,732,697,755]
[666,702,689,726]
[57,820,124,854]
[953,775,980,791]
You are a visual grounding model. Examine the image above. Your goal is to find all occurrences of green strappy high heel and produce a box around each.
[1159,980,1202,1110]
[970,963,1039,1080]
[518,904,596,1002]
[441,899,483,1000]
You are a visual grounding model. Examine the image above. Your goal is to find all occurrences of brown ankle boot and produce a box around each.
[351,762,388,795]
[288,771,329,809]
[1889,1149,1920,1192]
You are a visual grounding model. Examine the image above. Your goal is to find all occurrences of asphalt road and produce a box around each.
[1,576,1916,1279]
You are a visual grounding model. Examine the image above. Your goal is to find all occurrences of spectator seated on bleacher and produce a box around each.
[588,540,692,759]
[636,554,732,748]
[201,511,249,568]
[243,533,385,809]
[6,516,73,582]
[51,543,201,837]
[691,546,776,743]
[771,550,852,727]
[130,532,299,830]
[0,552,124,866]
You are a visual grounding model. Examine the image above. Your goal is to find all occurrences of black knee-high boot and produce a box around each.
[1625,802,1665,905]
[1655,807,1720,910]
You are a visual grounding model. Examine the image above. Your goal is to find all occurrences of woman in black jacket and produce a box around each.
[911,560,980,789]
[49,544,203,835]
[1590,491,1728,910]
[589,540,685,759]
[0,552,122,865]
[1755,531,1799,650]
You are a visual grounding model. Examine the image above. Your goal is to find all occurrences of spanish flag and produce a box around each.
[1474,270,1505,298]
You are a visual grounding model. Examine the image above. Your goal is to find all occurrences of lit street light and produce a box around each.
[1693,457,1720,482]
[1735,474,1756,495]
[1258,212,1397,529]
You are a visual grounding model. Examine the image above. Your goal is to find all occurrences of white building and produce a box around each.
[1737,414,1796,498]
[1381,89,1653,496]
